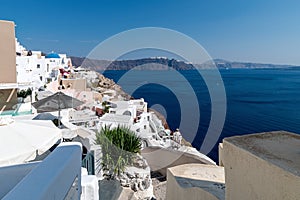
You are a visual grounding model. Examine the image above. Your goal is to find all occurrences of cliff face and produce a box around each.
[71,57,299,70]
[212,59,297,69]
[71,57,194,70]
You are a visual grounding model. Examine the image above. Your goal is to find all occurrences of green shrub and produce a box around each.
[96,125,141,178]
[101,101,110,114]
[17,88,32,98]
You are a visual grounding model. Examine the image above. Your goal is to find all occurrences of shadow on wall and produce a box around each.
[99,179,122,200]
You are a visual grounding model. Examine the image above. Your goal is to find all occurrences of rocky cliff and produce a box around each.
[71,57,299,70]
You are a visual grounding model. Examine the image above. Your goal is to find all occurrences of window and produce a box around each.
[144,125,147,130]
[37,64,40,69]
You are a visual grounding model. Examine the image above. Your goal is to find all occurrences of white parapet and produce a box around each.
[222,131,300,200]
[166,164,225,200]
[218,143,224,167]
[81,175,99,200]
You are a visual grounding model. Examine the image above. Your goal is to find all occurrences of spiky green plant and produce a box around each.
[96,125,141,178]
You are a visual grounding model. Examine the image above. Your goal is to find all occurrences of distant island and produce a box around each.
[70,57,300,71]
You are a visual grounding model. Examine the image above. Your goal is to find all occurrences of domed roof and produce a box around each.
[45,52,60,58]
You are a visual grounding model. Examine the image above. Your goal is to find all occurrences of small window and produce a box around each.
[144,125,147,129]
[37,64,40,69]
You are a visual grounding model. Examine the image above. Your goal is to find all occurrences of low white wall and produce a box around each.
[218,143,224,166]
[222,131,300,200]
[166,164,225,200]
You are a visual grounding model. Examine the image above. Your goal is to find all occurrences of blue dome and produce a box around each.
[46,53,60,58]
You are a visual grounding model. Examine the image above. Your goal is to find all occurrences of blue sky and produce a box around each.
[1,0,300,65]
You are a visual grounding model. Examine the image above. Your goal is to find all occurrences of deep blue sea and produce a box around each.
[101,69,300,161]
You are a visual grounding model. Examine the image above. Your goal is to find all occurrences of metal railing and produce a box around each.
[82,151,95,175]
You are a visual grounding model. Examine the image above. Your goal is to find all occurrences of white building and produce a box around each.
[15,39,72,88]
[98,98,171,148]
[131,112,154,139]
[98,113,133,129]
[44,53,72,82]
[16,53,46,86]
[107,98,148,120]
[109,100,137,121]
[129,98,148,113]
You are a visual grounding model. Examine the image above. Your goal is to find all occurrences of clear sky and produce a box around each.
[1,0,300,65]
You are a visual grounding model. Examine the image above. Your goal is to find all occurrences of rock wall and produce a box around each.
[119,155,153,199]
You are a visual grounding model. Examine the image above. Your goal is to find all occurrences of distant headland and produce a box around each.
[70,57,300,71]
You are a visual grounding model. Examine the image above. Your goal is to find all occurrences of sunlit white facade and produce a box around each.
[15,39,72,88]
